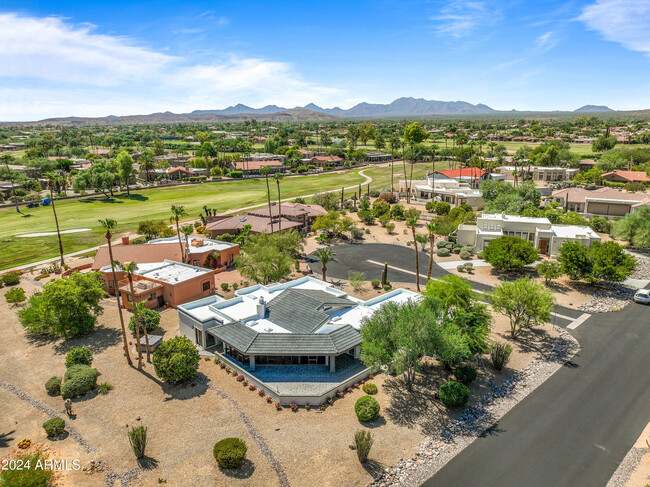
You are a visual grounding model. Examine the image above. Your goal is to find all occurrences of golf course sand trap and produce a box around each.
[16,228,93,238]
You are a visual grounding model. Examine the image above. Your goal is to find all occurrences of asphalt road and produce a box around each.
[308,243,650,487]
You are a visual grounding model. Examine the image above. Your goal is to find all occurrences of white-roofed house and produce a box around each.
[457,212,601,257]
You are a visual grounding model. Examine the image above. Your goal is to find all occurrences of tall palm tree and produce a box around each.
[273,173,284,232]
[121,261,151,366]
[313,247,337,282]
[99,219,132,366]
[181,224,194,263]
[139,149,155,183]
[260,165,274,233]
[406,217,420,291]
[45,173,65,267]
[170,205,188,262]
[426,222,438,282]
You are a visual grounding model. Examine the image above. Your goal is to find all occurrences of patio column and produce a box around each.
[249,355,255,372]
[329,355,336,373]
[353,346,360,359]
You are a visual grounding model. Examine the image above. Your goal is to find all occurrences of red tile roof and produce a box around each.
[601,170,650,182]
[205,214,301,234]
[92,243,182,270]
[234,160,284,171]
[437,167,486,179]
[246,202,328,218]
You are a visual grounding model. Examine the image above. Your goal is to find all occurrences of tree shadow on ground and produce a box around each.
[362,459,385,480]
[137,456,159,470]
[0,430,15,448]
[382,366,451,436]
[48,431,69,441]
[489,267,538,283]
[502,326,556,359]
[219,459,255,479]
[115,194,148,202]
[478,421,506,438]
[51,325,123,356]
[161,372,208,401]
[359,416,387,429]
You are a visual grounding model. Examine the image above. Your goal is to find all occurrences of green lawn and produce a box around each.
[0,170,366,269]
[0,160,454,270]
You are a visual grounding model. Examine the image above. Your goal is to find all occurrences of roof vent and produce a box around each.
[264,327,273,333]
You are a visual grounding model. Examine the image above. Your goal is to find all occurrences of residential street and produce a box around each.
[310,243,650,487]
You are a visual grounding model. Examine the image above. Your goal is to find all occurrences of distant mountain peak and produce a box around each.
[574,105,613,112]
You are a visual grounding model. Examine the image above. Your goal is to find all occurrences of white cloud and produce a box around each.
[0,13,346,120]
[430,1,498,38]
[535,31,557,51]
[579,0,650,55]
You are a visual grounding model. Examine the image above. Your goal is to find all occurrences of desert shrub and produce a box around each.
[453,247,461,254]
[382,283,392,291]
[97,382,114,394]
[228,171,243,178]
[5,287,26,304]
[128,424,147,459]
[213,438,247,469]
[457,265,465,272]
[221,282,229,291]
[536,260,562,283]
[425,201,436,213]
[43,417,66,437]
[437,248,451,257]
[152,336,200,383]
[351,227,365,240]
[454,365,478,385]
[490,342,513,371]
[2,271,20,286]
[385,222,395,233]
[371,279,381,288]
[362,382,378,395]
[65,346,93,368]
[129,307,161,334]
[439,381,470,408]
[0,447,53,487]
[61,364,99,399]
[437,240,450,249]
[353,430,374,463]
[354,395,380,422]
[460,247,474,254]
[45,376,62,395]
[459,250,472,260]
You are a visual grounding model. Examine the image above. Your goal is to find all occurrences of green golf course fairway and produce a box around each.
[0,161,450,270]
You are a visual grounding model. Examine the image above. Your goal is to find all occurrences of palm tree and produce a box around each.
[273,173,284,232]
[181,224,194,263]
[426,222,438,282]
[260,165,274,233]
[45,173,65,267]
[1,154,21,214]
[99,219,132,366]
[170,205,188,262]
[139,149,155,183]
[121,261,151,367]
[313,247,337,282]
[406,217,420,291]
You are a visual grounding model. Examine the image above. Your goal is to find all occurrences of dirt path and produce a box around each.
[198,376,291,487]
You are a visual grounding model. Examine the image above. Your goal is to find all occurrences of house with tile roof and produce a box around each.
[178,276,421,404]
[601,170,650,184]
[550,187,650,216]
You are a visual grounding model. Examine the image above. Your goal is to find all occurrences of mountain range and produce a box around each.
[191,97,496,117]
[3,98,628,125]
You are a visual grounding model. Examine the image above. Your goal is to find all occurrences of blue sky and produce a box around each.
[1,0,650,120]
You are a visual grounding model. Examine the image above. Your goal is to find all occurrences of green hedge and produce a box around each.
[213,438,247,469]
[65,347,93,368]
[454,365,477,385]
[43,418,66,437]
[439,381,470,408]
[355,395,380,422]
[61,364,99,399]
[45,376,62,395]
[152,336,200,383]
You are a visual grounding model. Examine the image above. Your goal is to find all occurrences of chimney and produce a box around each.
[501,211,505,219]
[121,235,130,246]
[256,297,266,318]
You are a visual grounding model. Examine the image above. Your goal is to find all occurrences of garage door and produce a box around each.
[587,202,609,215]
[606,203,629,216]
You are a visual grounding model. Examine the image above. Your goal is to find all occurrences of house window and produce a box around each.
[126,294,134,302]
[148,292,156,301]
[108,280,117,288]
[496,224,501,230]
[192,259,199,266]
[202,281,211,292]
[483,223,489,230]
[489,223,495,231]
[521,232,528,241]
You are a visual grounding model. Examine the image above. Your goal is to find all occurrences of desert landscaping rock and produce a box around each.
[578,283,635,313]
[367,327,579,487]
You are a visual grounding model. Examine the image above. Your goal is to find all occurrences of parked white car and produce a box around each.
[633,289,650,305]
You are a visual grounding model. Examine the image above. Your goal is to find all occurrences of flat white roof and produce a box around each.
[551,225,600,239]
[148,235,237,253]
[480,213,551,224]
[140,260,212,284]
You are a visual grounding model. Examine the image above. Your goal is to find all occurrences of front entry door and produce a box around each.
[539,239,548,255]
